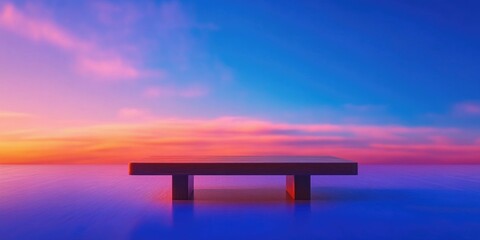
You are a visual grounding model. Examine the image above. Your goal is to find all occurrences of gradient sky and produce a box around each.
[1,0,479,164]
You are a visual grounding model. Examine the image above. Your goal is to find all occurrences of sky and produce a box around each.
[0,0,479,164]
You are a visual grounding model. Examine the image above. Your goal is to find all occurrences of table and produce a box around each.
[129,156,358,200]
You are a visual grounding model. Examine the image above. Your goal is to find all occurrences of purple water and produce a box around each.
[1,165,479,239]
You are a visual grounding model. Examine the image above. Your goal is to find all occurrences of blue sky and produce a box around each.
[183,0,480,125]
[0,0,479,163]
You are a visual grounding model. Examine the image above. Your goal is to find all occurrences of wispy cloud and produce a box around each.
[454,102,480,115]
[143,85,209,98]
[1,116,478,164]
[117,108,151,120]
[0,111,37,138]
[0,111,33,120]
[0,0,228,100]
[0,2,145,80]
[0,3,86,50]
[75,57,140,80]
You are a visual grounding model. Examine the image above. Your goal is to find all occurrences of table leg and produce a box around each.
[172,175,194,200]
[286,175,311,200]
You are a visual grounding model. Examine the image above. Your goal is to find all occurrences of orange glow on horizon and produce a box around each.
[1,116,479,164]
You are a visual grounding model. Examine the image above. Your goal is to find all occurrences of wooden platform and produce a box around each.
[129,156,358,200]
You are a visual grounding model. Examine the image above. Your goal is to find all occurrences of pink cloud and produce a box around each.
[0,111,33,120]
[144,85,209,98]
[77,56,140,80]
[454,102,480,115]
[0,111,37,137]
[143,86,176,98]
[117,108,150,120]
[0,3,144,80]
[1,116,479,164]
[0,3,85,50]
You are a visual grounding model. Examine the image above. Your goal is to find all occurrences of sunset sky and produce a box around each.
[1,0,479,164]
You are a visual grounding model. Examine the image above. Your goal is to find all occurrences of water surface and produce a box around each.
[1,165,479,239]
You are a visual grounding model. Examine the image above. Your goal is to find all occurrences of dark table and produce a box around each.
[130,156,358,200]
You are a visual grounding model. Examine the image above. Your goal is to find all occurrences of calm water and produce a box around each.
[1,164,479,240]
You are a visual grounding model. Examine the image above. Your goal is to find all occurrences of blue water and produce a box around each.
[1,165,479,240]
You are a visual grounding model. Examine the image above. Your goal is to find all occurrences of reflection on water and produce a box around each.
[1,165,479,239]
